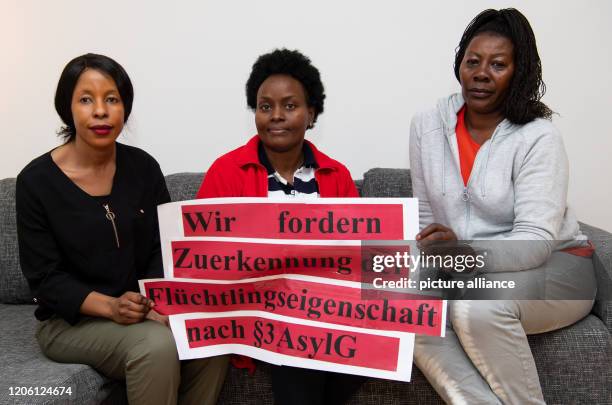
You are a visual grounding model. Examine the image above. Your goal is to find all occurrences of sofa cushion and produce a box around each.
[0,304,121,404]
[165,172,205,202]
[0,178,32,304]
[218,362,274,404]
[361,168,412,198]
[217,362,445,405]
[164,172,364,200]
[348,366,443,405]
[529,314,612,404]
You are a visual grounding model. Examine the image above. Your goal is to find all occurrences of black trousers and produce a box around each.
[271,365,367,405]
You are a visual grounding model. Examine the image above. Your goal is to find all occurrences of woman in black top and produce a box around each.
[16,53,228,405]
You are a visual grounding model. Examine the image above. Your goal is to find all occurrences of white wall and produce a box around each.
[2,0,611,232]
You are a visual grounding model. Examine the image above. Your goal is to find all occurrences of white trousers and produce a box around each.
[414,252,597,405]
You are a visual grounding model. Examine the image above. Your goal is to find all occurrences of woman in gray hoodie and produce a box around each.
[410,9,596,405]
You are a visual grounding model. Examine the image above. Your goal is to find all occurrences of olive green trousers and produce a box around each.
[37,316,229,405]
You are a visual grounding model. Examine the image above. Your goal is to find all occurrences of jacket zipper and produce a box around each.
[445,125,474,238]
[461,126,501,237]
[462,187,471,237]
[103,204,120,248]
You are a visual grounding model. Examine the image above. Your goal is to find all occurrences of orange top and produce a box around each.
[455,106,481,186]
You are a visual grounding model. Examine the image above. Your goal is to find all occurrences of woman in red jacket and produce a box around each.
[197,49,363,405]
[197,49,357,200]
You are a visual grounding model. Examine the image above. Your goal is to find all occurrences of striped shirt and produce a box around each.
[258,142,319,199]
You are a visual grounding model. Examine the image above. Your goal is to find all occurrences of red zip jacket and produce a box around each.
[196,135,358,198]
[196,135,358,373]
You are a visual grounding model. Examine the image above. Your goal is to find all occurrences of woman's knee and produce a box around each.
[451,300,519,338]
[127,322,179,370]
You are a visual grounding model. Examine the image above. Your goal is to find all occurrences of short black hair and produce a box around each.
[54,53,134,141]
[246,49,325,128]
[454,8,553,124]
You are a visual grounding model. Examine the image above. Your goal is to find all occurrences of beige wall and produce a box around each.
[1,0,610,231]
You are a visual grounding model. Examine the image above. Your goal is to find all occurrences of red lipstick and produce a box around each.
[90,125,113,136]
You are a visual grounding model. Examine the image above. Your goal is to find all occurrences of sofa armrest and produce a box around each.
[579,222,612,333]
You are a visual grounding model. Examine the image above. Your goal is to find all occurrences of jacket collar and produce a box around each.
[438,93,517,138]
[235,135,338,171]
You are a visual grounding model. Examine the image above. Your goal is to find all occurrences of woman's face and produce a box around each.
[255,74,314,154]
[71,68,125,149]
[459,33,515,116]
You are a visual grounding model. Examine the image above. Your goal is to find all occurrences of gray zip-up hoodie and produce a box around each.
[409,93,587,270]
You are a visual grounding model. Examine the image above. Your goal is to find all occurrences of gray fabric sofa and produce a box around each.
[1,169,610,405]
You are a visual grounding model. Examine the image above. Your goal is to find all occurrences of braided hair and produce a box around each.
[454,8,553,124]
